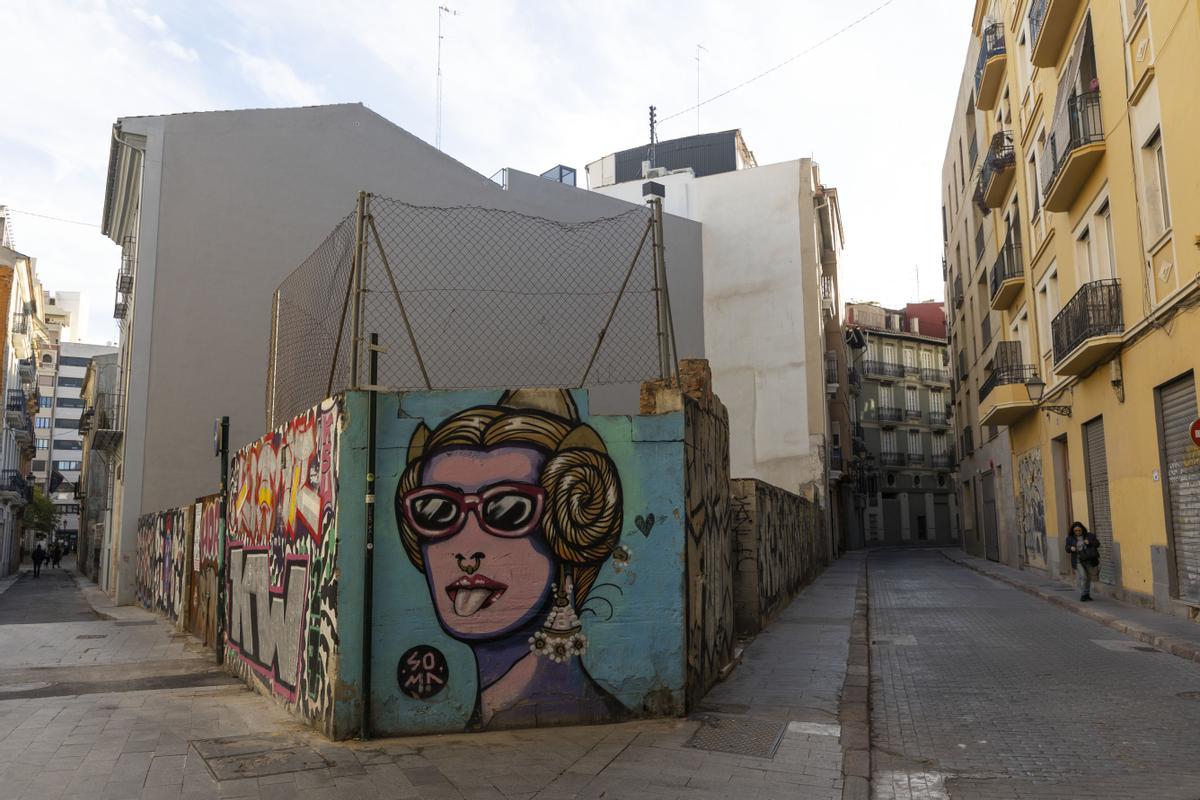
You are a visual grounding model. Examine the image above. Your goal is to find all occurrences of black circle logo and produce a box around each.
[397,645,449,699]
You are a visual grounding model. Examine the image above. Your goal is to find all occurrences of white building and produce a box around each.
[587,131,844,501]
[34,335,117,548]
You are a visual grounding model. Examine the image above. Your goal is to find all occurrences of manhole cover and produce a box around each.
[684,716,785,758]
[1178,692,1200,701]
[192,734,330,780]
[76,634,107,640]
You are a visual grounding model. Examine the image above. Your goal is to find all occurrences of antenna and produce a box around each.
[695,44,708,135]
[648,105,658,168]
[915,265,921,301]
[436,4,459,151]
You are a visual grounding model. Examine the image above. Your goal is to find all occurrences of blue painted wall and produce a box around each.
[336,389,689,736]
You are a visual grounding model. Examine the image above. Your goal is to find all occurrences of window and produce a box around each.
[39,397,52,409]
[920,350,934,371]
[36,439,48,450]
[54,461,81,471]
[35,418,50,429]
[932,433,948,456]
[930,389,944,412]
[880,384,895,409]
[908,429,922,454]
[58,356,91,368]
[53,440,82,451]
[903,347,916,368]
[1099,201,1117,279]
[56,397,84,409]
[57,377,84,388]
[906,386,920,412]
[1036,267,1059,354]
[1010,306,1032,364]
[54,418,80,430]
[33,460,46,472]
[883,343,897,365]
[1142,129,1171,238]
[54,504,80,515]
[882,429,897,453]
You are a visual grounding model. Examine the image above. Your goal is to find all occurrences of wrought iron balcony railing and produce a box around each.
[975,23,1007,91]
[932,454,955,470]
[877,406,904,423]
[1051,279,1123,364]
[979,363,1039,403]
[1043,91,1104,198]
[879,451,904,467]
[990,237,1024,301]
[863,360,905,379]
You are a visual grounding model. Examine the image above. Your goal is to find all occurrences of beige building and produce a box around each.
[945,0,1200,611]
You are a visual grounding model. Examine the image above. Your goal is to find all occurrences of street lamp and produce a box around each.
[1024,378,1072,416]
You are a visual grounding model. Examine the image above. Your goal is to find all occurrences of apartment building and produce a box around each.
[0,209,41,573]
[587,131,848,547]
[942,35,1024,566]
[33,338,117,551]
[845,302,958,546]
[79,353,119,585]
[945,0,1200,612]
[100,103,704,604]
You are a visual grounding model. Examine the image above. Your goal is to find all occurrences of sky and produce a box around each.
[3,0,973,345]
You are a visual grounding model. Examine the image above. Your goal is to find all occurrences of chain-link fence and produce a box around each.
[267,194,673,427]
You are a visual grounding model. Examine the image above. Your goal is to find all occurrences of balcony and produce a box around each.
[5,390,26,428]
[963,426,975,456]
[880,451,904,468]
[989,238,1025,310]
[905,408,922,422]
[117,270,134,295]
[1029,0,1081,68]
[975,23,1008,111]
[90,392,126,452]
[17,358,35,384]
[863,360,905,380]
[0,470,29,504]
[907,452,925,467]
[932,454,955,470]
[953,275,964,309]
[929,410,950,427]
[830,447,844,473]
[1043,91,1105,213]
[981,313,993,350]
[848,367,862,395]
[968,135,979,169]
[980,132,1016,208]
[825,352,839,394]
[921,367,950,385]
[877,406,904,425]
[10,313,29,336]
[820,276,836,317]
[1052,279,1123,375]
[979,362,1039,427]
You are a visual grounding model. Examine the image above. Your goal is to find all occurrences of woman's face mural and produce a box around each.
[395,390,629,728]
[402,445,555,638]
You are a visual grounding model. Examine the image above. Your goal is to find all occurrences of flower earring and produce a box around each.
[529,576,587,663]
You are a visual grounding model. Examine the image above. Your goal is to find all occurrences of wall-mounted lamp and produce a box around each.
[1025,378,1071,416]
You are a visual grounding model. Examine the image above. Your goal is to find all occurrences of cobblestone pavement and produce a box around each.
[869,549,1200,800]
[0,557,863,799]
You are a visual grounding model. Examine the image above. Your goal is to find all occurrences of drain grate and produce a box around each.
[685,716,785,759]
[76,634,107,640]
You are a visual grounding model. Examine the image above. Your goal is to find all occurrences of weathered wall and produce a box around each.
[731,479,824,636]
[1017,448,1047,570]
[359,387,690,735]
[225,397,344,736]
[134,506,192,624]
[187,494,220,646]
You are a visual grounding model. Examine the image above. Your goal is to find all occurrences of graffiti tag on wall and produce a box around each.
[226,397,340,727]
[1018,449,1047,569]
[135,507,189,622]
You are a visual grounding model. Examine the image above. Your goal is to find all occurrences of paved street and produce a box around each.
[0,557,863,799]
[869,550,1200,799]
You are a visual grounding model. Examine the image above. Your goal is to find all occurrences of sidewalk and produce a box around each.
[0,552,868,799]
[942,548,1200,665]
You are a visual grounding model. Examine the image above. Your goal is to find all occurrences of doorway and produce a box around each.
[1051,435,1074,577]
[1083,417,1116,585]
[981,471,1000,562]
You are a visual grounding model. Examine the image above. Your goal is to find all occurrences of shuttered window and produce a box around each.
[1158,374,1200,601]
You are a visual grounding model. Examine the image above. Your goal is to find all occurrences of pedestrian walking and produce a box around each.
[50,541,62,569]
[31,541,46,578]
[1066,521,1101,602]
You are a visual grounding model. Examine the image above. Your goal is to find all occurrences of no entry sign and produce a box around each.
[1191,418,1200,449]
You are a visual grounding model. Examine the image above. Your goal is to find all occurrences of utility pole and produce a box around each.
[695,44,708,135]
[436,4,459,151]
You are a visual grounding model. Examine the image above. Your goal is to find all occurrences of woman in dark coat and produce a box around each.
[1065,521,1101,602]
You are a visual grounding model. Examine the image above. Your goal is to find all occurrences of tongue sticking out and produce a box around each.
[453,587,497,617]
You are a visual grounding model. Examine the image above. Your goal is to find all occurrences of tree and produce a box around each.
[23,486,59,539]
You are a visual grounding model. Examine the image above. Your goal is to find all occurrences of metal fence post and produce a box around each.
[349,191,369,389]
[361,334,379,739]
[214,416,229,666]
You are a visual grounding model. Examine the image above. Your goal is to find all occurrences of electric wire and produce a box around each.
[658,0,902,125]
[7,208,100,228]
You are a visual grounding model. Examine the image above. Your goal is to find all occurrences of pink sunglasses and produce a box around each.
[401,482,546,540]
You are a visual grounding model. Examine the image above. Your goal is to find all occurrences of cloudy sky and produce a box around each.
[4,0,972,344]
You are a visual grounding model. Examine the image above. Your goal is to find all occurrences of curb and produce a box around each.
[942,551,1200,666]
[840,557,871,800]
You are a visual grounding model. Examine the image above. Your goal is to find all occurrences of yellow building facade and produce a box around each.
[945,0,1200,614]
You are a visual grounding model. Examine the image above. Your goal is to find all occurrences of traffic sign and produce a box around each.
[1190,418,1200,449]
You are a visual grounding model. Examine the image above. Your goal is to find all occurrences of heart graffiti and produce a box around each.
[634,513,655,537]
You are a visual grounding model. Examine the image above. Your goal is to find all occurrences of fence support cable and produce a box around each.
[579,215,654,387]
[367,212,433,390]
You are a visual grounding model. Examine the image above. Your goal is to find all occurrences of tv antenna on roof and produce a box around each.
[436,4,459,151]
[648,105,658,168]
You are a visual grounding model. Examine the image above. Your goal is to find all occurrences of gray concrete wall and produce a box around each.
[112,103,703,601]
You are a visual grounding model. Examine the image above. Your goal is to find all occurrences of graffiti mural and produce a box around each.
[731,479,822,635]
[682,388,734,708]
[135,506,191,623]
[225,397,341,730]
[1018,448,1047,569]
[188,495,221,645]
[392,389,629,729]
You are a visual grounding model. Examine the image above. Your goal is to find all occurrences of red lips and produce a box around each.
[445,574,508,616]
